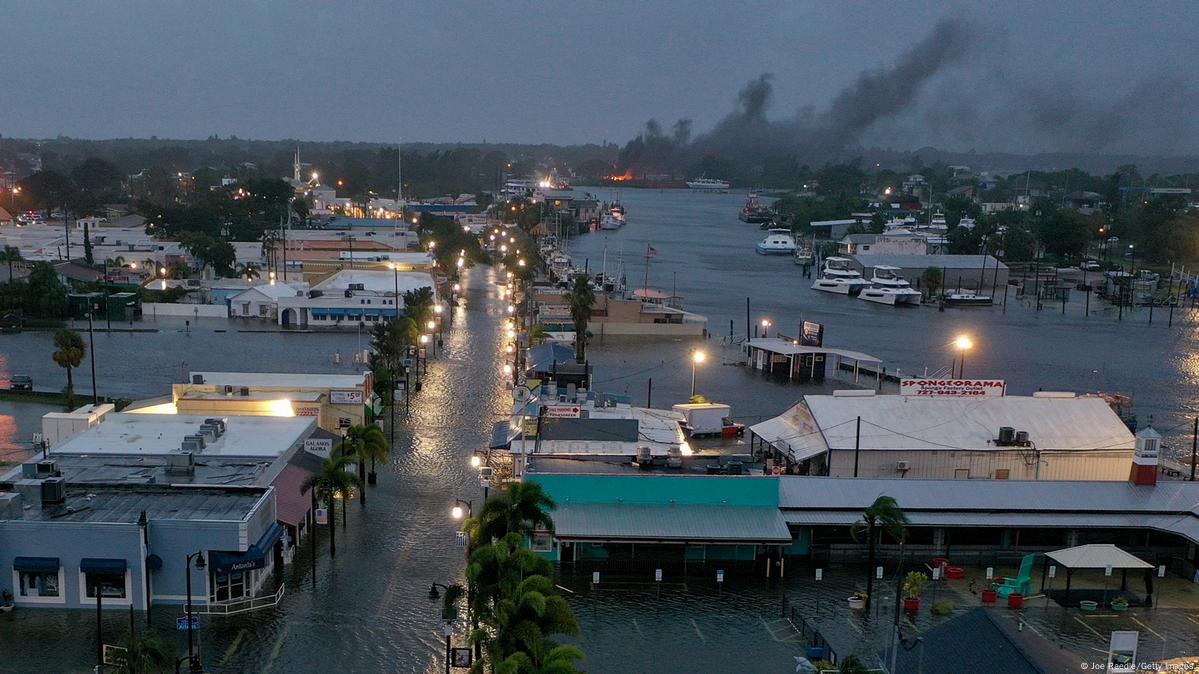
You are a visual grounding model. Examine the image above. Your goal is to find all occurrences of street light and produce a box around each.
[470,455,482,468]
[434,304,443,315]
[760,318,772,337]
[953,334,973,378]
[691,350,706,397]
[184,551,206,673]
[450,498,473,520]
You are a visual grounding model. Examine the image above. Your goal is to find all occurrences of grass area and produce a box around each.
[0,389,71,405]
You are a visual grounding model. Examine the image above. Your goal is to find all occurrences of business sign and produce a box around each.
[330,390,363,405]
[1106,631,1138,673]
[315,507,329,525]
[295,405,321,417]
[800,320,824,347]
[451,648,473,668]
[899,378,1007,397]
[543,404,581,419]
[175,616,200,631]
[103,644,128,665]
[305,437,333,458]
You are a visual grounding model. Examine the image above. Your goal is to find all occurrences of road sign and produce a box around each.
[103,644,128,666]
[592,571,600,585]
[716,570,724,583]
[175,615,200,631]
[543,404,581,419]
[451,647,473,668]
[815,568,823,581]
[654,568,662,582]
[1048,565,1056,579]
[455,531,468,547]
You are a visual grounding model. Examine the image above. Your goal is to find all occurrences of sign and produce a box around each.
[899,378,1007,397]
[479,476,491,488]
[1048,565,1056,579]
[1105,565,1113,577]
[543,404,581,419]
[305,437,333,457]
[451,648,473,668]
[103,644,128,666]
[875,566,884,579]
[521,419,539,436]
[330,390,363,405]
[592,571,600,585]
[295,405,321,417]
[800,320,824,347]
[175,615,200,631]
[716,570,725,583]
[1106,630,1138,673]
[315,507,329,525]
[815,568,823,581]
[455,531,468,547]
[985,567,994,580]
[655,569,662,582]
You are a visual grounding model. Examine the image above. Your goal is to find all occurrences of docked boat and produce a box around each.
[859,265,922,306]
[738,191,772,223]
[687,177,730,192]
[756,229,796,255]
[793,244,814,266]
[811,257,872,295]
[944,292,993,307]
[600,214,624,230]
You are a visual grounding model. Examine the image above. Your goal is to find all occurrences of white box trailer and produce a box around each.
[671,403,741,438]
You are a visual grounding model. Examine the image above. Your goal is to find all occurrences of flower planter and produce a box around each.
[1110,600,1129,613]
[945,566,965,580]
[903,597,921,611]
[981,589,998,603]
[848,597,866,611]
[1007,593,1024,609]
[1079,600,1098,613]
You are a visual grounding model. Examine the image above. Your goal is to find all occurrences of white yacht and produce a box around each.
[944,292,993,307]
[756,229,796,255]
[859,265,923,306]
[686,177,730,192]
[811,257,872,295]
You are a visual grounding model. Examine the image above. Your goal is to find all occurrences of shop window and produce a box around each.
[212,572,247,603]
[84,572,127,599]
[18,570,60,598]
[531,531,553,552]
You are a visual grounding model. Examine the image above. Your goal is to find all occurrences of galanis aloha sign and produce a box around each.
[899,379,1006,397]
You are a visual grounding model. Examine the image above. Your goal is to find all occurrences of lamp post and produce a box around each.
[428,583,456,674]
[184,551,206,673]
[760,318,772,338]
[388,263,399,320]
[451,498,473,521]
[690,350,706,397]
[953,335,973,378]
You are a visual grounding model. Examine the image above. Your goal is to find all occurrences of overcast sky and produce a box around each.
[4,1,1197,154]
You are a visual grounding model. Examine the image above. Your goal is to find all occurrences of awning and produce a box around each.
[209,522,284,574]
[80,558,128,573]
[13,556,59,572]
[272,464,315,527]
[552,503,793,544]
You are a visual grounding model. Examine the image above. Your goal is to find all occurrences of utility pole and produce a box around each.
[853,416,861,477]
[1191,417,1197,482]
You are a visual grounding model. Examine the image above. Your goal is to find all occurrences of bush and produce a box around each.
[931,599,953,616]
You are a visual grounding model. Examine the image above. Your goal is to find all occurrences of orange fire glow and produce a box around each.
[604,169,634,182]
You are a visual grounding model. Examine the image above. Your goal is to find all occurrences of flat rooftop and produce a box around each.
[179,390,324,402]
[6,484,269,523]
[3,454,273,486]
[50,413,314,457]
[311,269,436,295]
[190,371,367,389]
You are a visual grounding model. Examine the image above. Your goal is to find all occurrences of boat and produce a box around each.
[944,292,993,307]
[686,177,730,192]
[859,266,923,306]
[600,214,624,230]
[811,257,872,295]
[755,229,796,255]
[793,244,814,266]
[738,191,772,223]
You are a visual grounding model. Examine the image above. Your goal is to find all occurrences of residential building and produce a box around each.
[274,269,437,328]
[228,282,308,320]
[849,253,1009,293]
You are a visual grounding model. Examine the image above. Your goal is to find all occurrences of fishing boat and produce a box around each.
[944,292,993,307]
[811,257,872,295]
[858,266,923,306]
[686,177,730,192]
[793,243,814,266]
[738,191,772,223]
[756,229,796,255]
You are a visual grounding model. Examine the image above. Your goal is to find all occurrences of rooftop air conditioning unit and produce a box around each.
[181,439,201,454]
[239,387,250,397]
[184,434,206,449]
[192,374,204,384]
[344,289,354,298]
[997,427,1015,446]
[1015,431,1030,446]
[895,460,911,472]
[224,385,234,394]
[36,460,58,476]
[204,418,227,434]
[41,477,65,505]
[167,452,195,475]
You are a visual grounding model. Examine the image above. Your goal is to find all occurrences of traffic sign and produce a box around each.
[176,615,200,631]
[543,404,581,418]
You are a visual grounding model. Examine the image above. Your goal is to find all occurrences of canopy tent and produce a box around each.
[1041,544,1155,608]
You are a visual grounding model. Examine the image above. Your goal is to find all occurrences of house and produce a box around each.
[944,184,977,201]
[228,283,307,320]
[0,207,14,225]
[839,231,928,256]
[1063,191,1103,215]
[275,268,437,328]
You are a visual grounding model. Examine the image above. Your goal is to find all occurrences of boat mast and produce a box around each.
[396,140,402,233]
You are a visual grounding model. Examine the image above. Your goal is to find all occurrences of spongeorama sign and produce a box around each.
[899,379,1006,397]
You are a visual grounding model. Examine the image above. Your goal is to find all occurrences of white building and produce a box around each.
[750,390,1135,481]
[275,269,437,328]
[228,283,308,320]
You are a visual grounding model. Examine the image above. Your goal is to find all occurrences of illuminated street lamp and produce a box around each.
[470,455,482,469]
[760,318,772,337]
[450,499,472,520]
[953,334,973,378]
[500,245,508,253]
[456,257,464,269]
[690,350,706,397]
[434,304,444,315]
[452,283,460,293]
[518,259,526,267]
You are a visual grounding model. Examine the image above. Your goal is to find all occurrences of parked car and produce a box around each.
[1080,260,1101,271]
[9,375,33,390]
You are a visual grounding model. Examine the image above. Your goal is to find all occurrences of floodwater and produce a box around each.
[570,189,1199,453]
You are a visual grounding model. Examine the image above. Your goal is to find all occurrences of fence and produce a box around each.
[143,302,228,319]
[196,584,285,616]
[788,605,839,665]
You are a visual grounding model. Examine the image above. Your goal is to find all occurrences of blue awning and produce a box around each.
[209,522,284,575]
[257,522,284,552]
[80,558,128,573]
[13,556,59,572]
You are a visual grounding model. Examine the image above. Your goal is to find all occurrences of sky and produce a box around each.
[3,1,1199,155]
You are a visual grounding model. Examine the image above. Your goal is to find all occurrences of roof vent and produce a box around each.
[192,374,204,384]
[166,452,195,476]
[41,477,65,505]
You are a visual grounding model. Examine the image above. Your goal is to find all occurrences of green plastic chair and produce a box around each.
[995,553,1035,598]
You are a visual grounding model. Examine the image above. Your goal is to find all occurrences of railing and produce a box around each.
[788,605,839,665]
[196,583,285,616]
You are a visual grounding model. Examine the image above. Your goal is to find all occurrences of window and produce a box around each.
[994,469,1010,480]
[84,572,127,599]
[954,468,970,480]
[18,571,59,598]
[212,572,246,603]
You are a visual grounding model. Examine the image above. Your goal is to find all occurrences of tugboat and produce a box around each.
[738,191,772,223]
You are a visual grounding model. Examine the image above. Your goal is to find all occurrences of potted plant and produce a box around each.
[1110,597,1129,612]
[981,586,998,603]
[0,590,13,613]
[847,591,867,610]
[902,571,928,611]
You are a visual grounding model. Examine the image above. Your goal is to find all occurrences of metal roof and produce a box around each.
[802,394,1135,452]
[51,413,315,458]
[748,402,828,461]
[1046,544,1154,570]
[852,253,1009,271]
[191,371,368,389]
[552,503,792,543]
[744,338,882,363]
[11,485,269,523]
[9,454,271,486]
[540,418,638,442]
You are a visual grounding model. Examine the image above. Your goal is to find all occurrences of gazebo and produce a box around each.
[1042,544,1155,608]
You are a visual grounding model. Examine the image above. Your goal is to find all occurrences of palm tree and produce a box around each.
[469,481,556,547]
[336,424,389,504]
[111,628,176,674]
[851,495,909,611]
[237,262,261,282]
[299,450,360,557]
[106,255,126,270]
[566,276,594,361]
[166,259,190,280]
[0,245,22,282]
[51,328,85,394]
[491,575,582,674]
